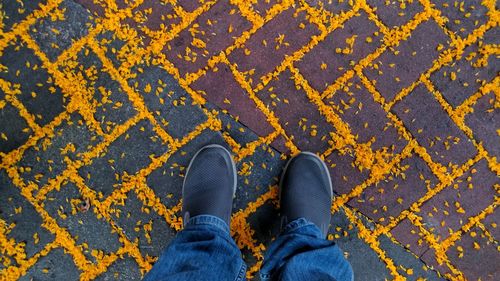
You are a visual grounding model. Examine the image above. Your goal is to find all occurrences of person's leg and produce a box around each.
[260,152,353,281]
[143,215,246,281]
[143,145,246,281]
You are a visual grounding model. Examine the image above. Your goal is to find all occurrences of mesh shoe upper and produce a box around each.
[182,145,236,225]
[280,152,333,237]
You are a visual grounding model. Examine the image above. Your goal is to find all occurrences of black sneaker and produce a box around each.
[279,152,333,237]
[182,144,237,226]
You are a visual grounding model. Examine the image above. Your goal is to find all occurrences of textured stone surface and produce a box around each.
[0,1,497,280]
[298,12,382,93]
[364,20,449,102]
[392,85,477,168]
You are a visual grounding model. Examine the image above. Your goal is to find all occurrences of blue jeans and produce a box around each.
[143,215,353,281]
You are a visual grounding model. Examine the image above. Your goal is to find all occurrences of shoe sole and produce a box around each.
[278,151,333,204]
[182,144,238,198]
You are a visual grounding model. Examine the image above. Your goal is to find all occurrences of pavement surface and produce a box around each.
[0,0,499,280]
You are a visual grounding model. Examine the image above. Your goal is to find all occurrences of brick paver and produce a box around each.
[0,0,498,280]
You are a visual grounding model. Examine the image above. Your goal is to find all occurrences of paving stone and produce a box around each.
[177,0,204,13]
[482,27,500,45]
[129,64,208,139]
[125,1,180,32]
[419,247,452,277]
[0,41,65,127]
[367,0,423,27]
[191,62,274,138]
[18,113,102,189]
[18,248,80,281]
[256,69,336,153]
[79,120,168,198]
[432,0,489,38]
[0,103,32,153]
[109,192,176,259]
[390,218,431,257]
[481,208,500,242]
[62,47,137,134]
[378,234,445,280]
[43,181,121,263]
[233,144,284,211]
[120,1,180,48]
[297,11,382,93]
[73,0,106,18]
[0,0,46,31]
[329,208,392,281]
[95,31,134,69]
[392,84,476,168]
[326,147,371,196]
[417,160,498,241]
[146,129,228,209]
[364,20,449,102]
[446,227,500,280]
[246,200,281,248]
[251,0,283,16]
[1,0,497,279]
[0,170,55,259]
[430,32,499,107]
[465,92,499,159]
[229,8,320,86]
[94,256,142,281]
[163,0,252,76]
[214,107,261,147]
[325,77,407,154]
[305,0,353,15]
[350,154,439,225]
[30,1,94,61]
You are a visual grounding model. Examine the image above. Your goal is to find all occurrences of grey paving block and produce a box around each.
[43,181,121,263]
[30,1,94,61]
[0,170,55,259]
[18,113,102,189]
[19,248,80,281]
[78,119,168,198]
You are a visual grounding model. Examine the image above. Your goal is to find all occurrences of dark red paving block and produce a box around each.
[432,0,489,38]
[350,154,439,225]
[465,92,500,159]
[420,248,453,276]
[363,19,449,102]
[73,0,106,17]
[446,227,500,280]
[417,160,498,241]
[326,147,371,195]
[392,84,476,168]
[228,8,320,86]
[163,0,252,76]
[124,1,181,32]
[390,218,430,256]
[297,11,382,93]
[366,0,423,27]
[255,69,336,153]
[270,134,290,154]
[430,32,500,108]
[481,209,499,242]
[305,0,353,15]
[190,62,275,137]
[177,0,203,13]
[325,78,407,154]
[251,0,280,16]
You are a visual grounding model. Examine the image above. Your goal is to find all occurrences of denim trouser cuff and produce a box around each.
[282,217,323,238]
[185,214,231,234]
